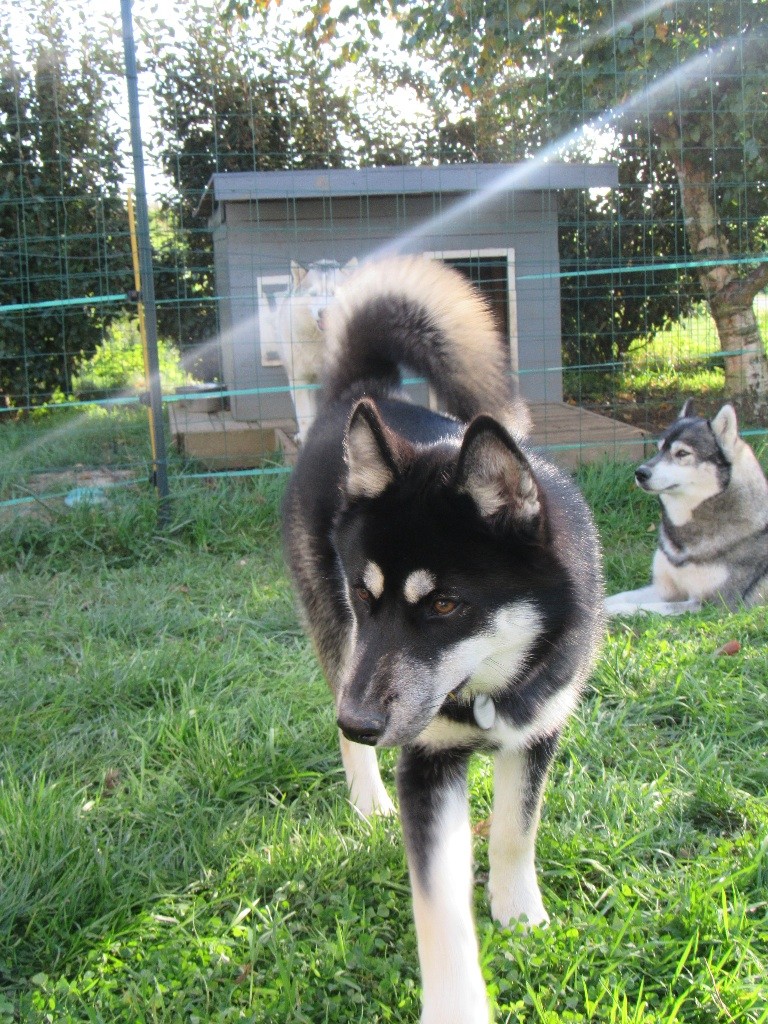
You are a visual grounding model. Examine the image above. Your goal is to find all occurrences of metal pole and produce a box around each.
[120,0,171,526]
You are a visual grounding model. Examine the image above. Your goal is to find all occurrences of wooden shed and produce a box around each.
[183,162,647,468]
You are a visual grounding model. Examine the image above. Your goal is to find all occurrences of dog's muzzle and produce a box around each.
[635,465,652,488]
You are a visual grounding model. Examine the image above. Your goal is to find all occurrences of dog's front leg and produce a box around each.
[291,384,318,445]
[397,747,489,1024]
[488,736,558,928]
[604,584,660,616]
[339,731,396,817]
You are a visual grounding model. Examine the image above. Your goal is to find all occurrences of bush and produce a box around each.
[70,316,191,400]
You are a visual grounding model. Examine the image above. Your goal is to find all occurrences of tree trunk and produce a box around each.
[710,285,768,399]
[672,155,768,409]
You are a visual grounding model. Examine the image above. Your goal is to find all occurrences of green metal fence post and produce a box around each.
[120,0,171,527]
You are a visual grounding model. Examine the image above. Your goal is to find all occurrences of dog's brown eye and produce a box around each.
[674,448,690,459]
[353,585,372,604]
[431,597,458,616]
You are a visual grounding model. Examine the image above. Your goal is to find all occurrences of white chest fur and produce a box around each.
[418,682,581,752]
[653,547,729,600]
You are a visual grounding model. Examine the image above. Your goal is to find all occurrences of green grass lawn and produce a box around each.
[0,408,152,507]
[1,467,766,1023]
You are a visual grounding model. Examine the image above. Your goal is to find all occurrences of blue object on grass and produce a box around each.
[65,487,108,507]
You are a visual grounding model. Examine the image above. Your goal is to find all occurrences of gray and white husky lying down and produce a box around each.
[605,400,768,617]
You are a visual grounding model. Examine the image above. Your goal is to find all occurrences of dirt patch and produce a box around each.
[2,467,140,520]
[578,391,744,435]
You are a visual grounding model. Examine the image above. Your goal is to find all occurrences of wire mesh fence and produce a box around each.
[1,0,766,518]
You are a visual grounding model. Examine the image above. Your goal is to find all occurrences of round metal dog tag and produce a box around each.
[473,694,495,730]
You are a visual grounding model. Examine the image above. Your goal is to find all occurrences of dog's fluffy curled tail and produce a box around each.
[320,256,531,435]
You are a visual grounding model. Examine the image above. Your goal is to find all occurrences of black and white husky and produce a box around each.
[605,400,768,617]
[282,256,604,1024]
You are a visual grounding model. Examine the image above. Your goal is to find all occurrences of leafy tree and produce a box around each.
[558,140,696,372]
[0,0,131,406]
[542,0,768,402]
[295,0,768,405]
[140,0,441,375]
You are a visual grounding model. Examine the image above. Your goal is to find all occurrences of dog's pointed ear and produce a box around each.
[344,399,400,499]
[455,416,541,530]
[711,403,739,455]
[290,261,306,289]
[679,398,696,419]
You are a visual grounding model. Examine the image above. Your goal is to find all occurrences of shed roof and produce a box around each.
[198,162,618,216]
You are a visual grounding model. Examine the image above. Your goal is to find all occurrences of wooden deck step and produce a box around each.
[528,403,648,468]
[169,405,296,470]
[169,402,648,472]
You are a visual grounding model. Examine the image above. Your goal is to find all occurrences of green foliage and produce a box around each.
[303,0,768,378]
[140,0,441,376]
[617,304,727,407]
[69,316,191,400]
[3,0,765,413]
[347,0,768,189]
[0,0,131,406]
[559,145,699,367]
[1,469,767,1022]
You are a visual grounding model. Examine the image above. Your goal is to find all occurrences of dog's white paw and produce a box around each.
[351,786,396,819]
[421,988,489,1024]
[489,876,549,930]
[421,1007,489,1024]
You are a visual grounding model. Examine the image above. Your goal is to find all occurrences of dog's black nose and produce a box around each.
[635,466,652,484]
[337,710,387,746]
